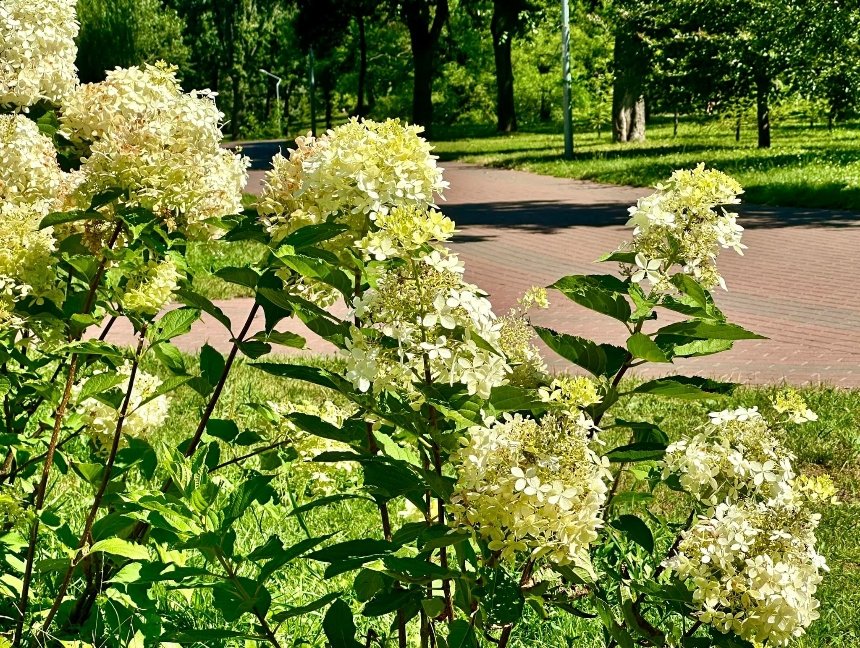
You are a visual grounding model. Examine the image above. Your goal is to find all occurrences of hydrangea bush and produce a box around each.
[0,2,835,647]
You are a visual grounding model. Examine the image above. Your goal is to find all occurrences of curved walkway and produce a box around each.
[108,160,860,387]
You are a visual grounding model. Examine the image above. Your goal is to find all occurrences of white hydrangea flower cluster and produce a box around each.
[662,407,795,507]
[358,206,455,261]
[621,164,744,290]
[497,287,550,389]
[118,257,182,317]
[254,399,357,493]
[450,412,611,570]
[772,388,819,424]
[664,498,827,646]
[345,250,509,399]
[257,118,448,246]
[75,363,171,448]
[61,62,248,239]
[0,0,79,107]
[0,115,69,314]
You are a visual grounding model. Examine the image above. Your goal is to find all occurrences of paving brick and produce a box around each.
[102,161,860,387]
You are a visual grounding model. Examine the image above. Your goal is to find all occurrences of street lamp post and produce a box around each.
[561,0,574,159]
[259,68,283,135]
[308,47,317,137]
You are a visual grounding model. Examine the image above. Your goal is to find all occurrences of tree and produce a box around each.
[76,0,190,83]
[607,2,655,143]
[399,0,450,135]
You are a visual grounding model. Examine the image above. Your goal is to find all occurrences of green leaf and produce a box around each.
[206,419,241,443]
[288,412,365,445]
[593,598,635,648]
[252,330,306,349]
[309,539,398,564]
[550,274,631,322]
[655,336,734,359]
[175,288,232,331]
[363,588,419,617]
[480,565,524,625]
[632,377,735,400]
[77,372,126,403]
[214,266,260,289]
[147,308,200,344]
[270,591,342,623]
[655,320,765,341]
[487,385,542,412]
[611,514,655,553]
[354,569,386,602]
[89,538,150,561]
[611,419,669,445]
[251,362,346,391]
[626,332,670,363]
[447,620,478,648]
[39,209,103,230]
[152,342,186,374]
[382,556,458,583]
[200,344,225,387]
[534,326,627,377]
[598,250,637,264]
[236,340,271,359]
[323,599,363,648]
[605,442,667,463]
[276,253,352,296]
[282,222,349,248]
[221,475,275,528]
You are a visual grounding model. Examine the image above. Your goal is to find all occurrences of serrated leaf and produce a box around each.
[611,514,655,553]
[147,308,200,343]
[656,320,765,341]
[77,372,127,402]
[175,288,232,331]
[534,326,627,377]
[632,377,734,400]
[39,209,103,230]
[605,442,667,462]
[270,591,341,623]
[626,332,670,363]
[214,266,260,289]
[89,538,150,561]
[550,274,631,322]
[323,599,363,648]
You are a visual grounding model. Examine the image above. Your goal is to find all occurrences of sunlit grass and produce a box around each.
[433,117,860,211]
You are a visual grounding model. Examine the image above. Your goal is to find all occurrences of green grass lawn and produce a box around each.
[127,355,860,647]
[432,117,860,211]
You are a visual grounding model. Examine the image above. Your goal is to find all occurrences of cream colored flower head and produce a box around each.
[451,412,610,571]
[74,362,171,447]
[664,498,826,646]
[258,118,448,246]
[62,62,248,238]
[620,164,744,290]
[0,114,66,209]
[0,0,79,107]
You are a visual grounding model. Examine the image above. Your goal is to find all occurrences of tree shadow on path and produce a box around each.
[446,200,860,239]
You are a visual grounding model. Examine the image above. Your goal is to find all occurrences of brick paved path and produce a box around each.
[106,161,860,387]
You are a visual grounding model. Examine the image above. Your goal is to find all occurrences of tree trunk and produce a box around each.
[756,75,770,148]
[231,72,243,141]
[323,82,333,130]
[491,1,517,132]
[735,115,741,142]
[402,0,449,137]
[611,31,647,143]
[673,111,678,137]
[354,14,369,118]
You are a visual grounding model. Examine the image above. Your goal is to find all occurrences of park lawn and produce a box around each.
[432,117,860,212]
[110,354,860,646]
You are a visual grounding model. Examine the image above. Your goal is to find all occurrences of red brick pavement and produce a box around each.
[104,162,860,387]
